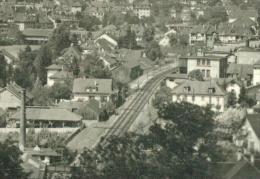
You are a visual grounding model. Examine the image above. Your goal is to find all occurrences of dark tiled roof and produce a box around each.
[190,25,216,34]
[227,64,253,78]
[10,107,82,122]
[1,83,33,100]
[22,28,53,37]
[61,46,81,60]
[247,114,260,139]
[49,71,73,79]
[172,80,226,96]
[72,78,113,94]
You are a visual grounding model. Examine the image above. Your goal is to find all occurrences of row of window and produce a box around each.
[197,59,211,66]
[201,69,210,78]
[177,95,220,103]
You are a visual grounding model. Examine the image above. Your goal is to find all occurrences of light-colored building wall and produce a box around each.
[72,94,110,102]
[172,94,225,112]
[0,90,21,110]
[253,69,260,86]
[187,59,220,78]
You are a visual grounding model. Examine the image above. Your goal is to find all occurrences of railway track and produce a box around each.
[99,67,176,145]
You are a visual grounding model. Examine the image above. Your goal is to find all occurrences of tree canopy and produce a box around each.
[74,102,227,178]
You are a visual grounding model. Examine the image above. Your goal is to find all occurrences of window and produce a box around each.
[202,59,206,65]
[192,95,195,102]
[206,70,210,78]
[202,70,205,77]
[207,60,210,66]
[217,97,220,104]
[201,96,204,101]
[183,95,187,101]
[197,59,200,65]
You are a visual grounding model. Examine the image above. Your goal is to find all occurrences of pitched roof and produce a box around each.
[172,80,226,96]
[190,25,216,34]
[22,28,53,37]
[61,46,81,60]
[72,78,113,94]
[10,107,82,122]
[25,147,60,157]
[247,114,260,139]
[46,64,63,70]
[49,71,73,79]
[227,64,253,78]
[0,83,33,100]
[57,99,100,114]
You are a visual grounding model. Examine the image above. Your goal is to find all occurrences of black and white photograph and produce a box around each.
[0,0,260,178]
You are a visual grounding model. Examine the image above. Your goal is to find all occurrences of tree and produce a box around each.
[0,54,7,87]
[15,45,37,89]
[71,57,80,77]
[204,6,228,25]
[0,139,28,179]
[48,25,71,57]
[49,82,72,102]
[79,15,101,31]
[74,102,227,178]
[145,41,162,61]
[238,85,256,107]
[143,27,155,44]
[227,91,237,107]
[118,27,137,49]
[33,45,53,85]
[31,85,53,106]
[153,86,172,108]
[82,54,112,79]
[188,69,204,81]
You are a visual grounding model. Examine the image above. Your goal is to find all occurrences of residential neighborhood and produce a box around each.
[0,0,259,178]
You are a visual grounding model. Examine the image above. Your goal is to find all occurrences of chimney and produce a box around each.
[19,89,26,151]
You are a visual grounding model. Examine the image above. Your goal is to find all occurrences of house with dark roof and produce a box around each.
[227,64,253,86]
[241,114,260,153]
[72,78,113,103]
[61,46,82,61]
[180,54,228,79]
[189,25,217,47]
[171,80,227,112]
[9,106,82,128]
[218,16,257,43]
[22,28,53,44]
[0,83,33,110]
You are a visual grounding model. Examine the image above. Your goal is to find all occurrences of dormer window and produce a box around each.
[184,86,191,93]
[208,87,215,94]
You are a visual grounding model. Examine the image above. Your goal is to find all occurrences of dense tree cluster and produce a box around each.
[72,102,228,178]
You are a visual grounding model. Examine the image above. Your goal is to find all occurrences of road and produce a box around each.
[67,63,177,151]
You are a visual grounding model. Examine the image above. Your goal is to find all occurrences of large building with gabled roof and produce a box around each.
[171,80,227,112]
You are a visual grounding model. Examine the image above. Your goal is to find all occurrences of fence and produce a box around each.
[0,128,79,134]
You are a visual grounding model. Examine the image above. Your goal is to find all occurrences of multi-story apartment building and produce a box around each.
[179,55,228,79]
